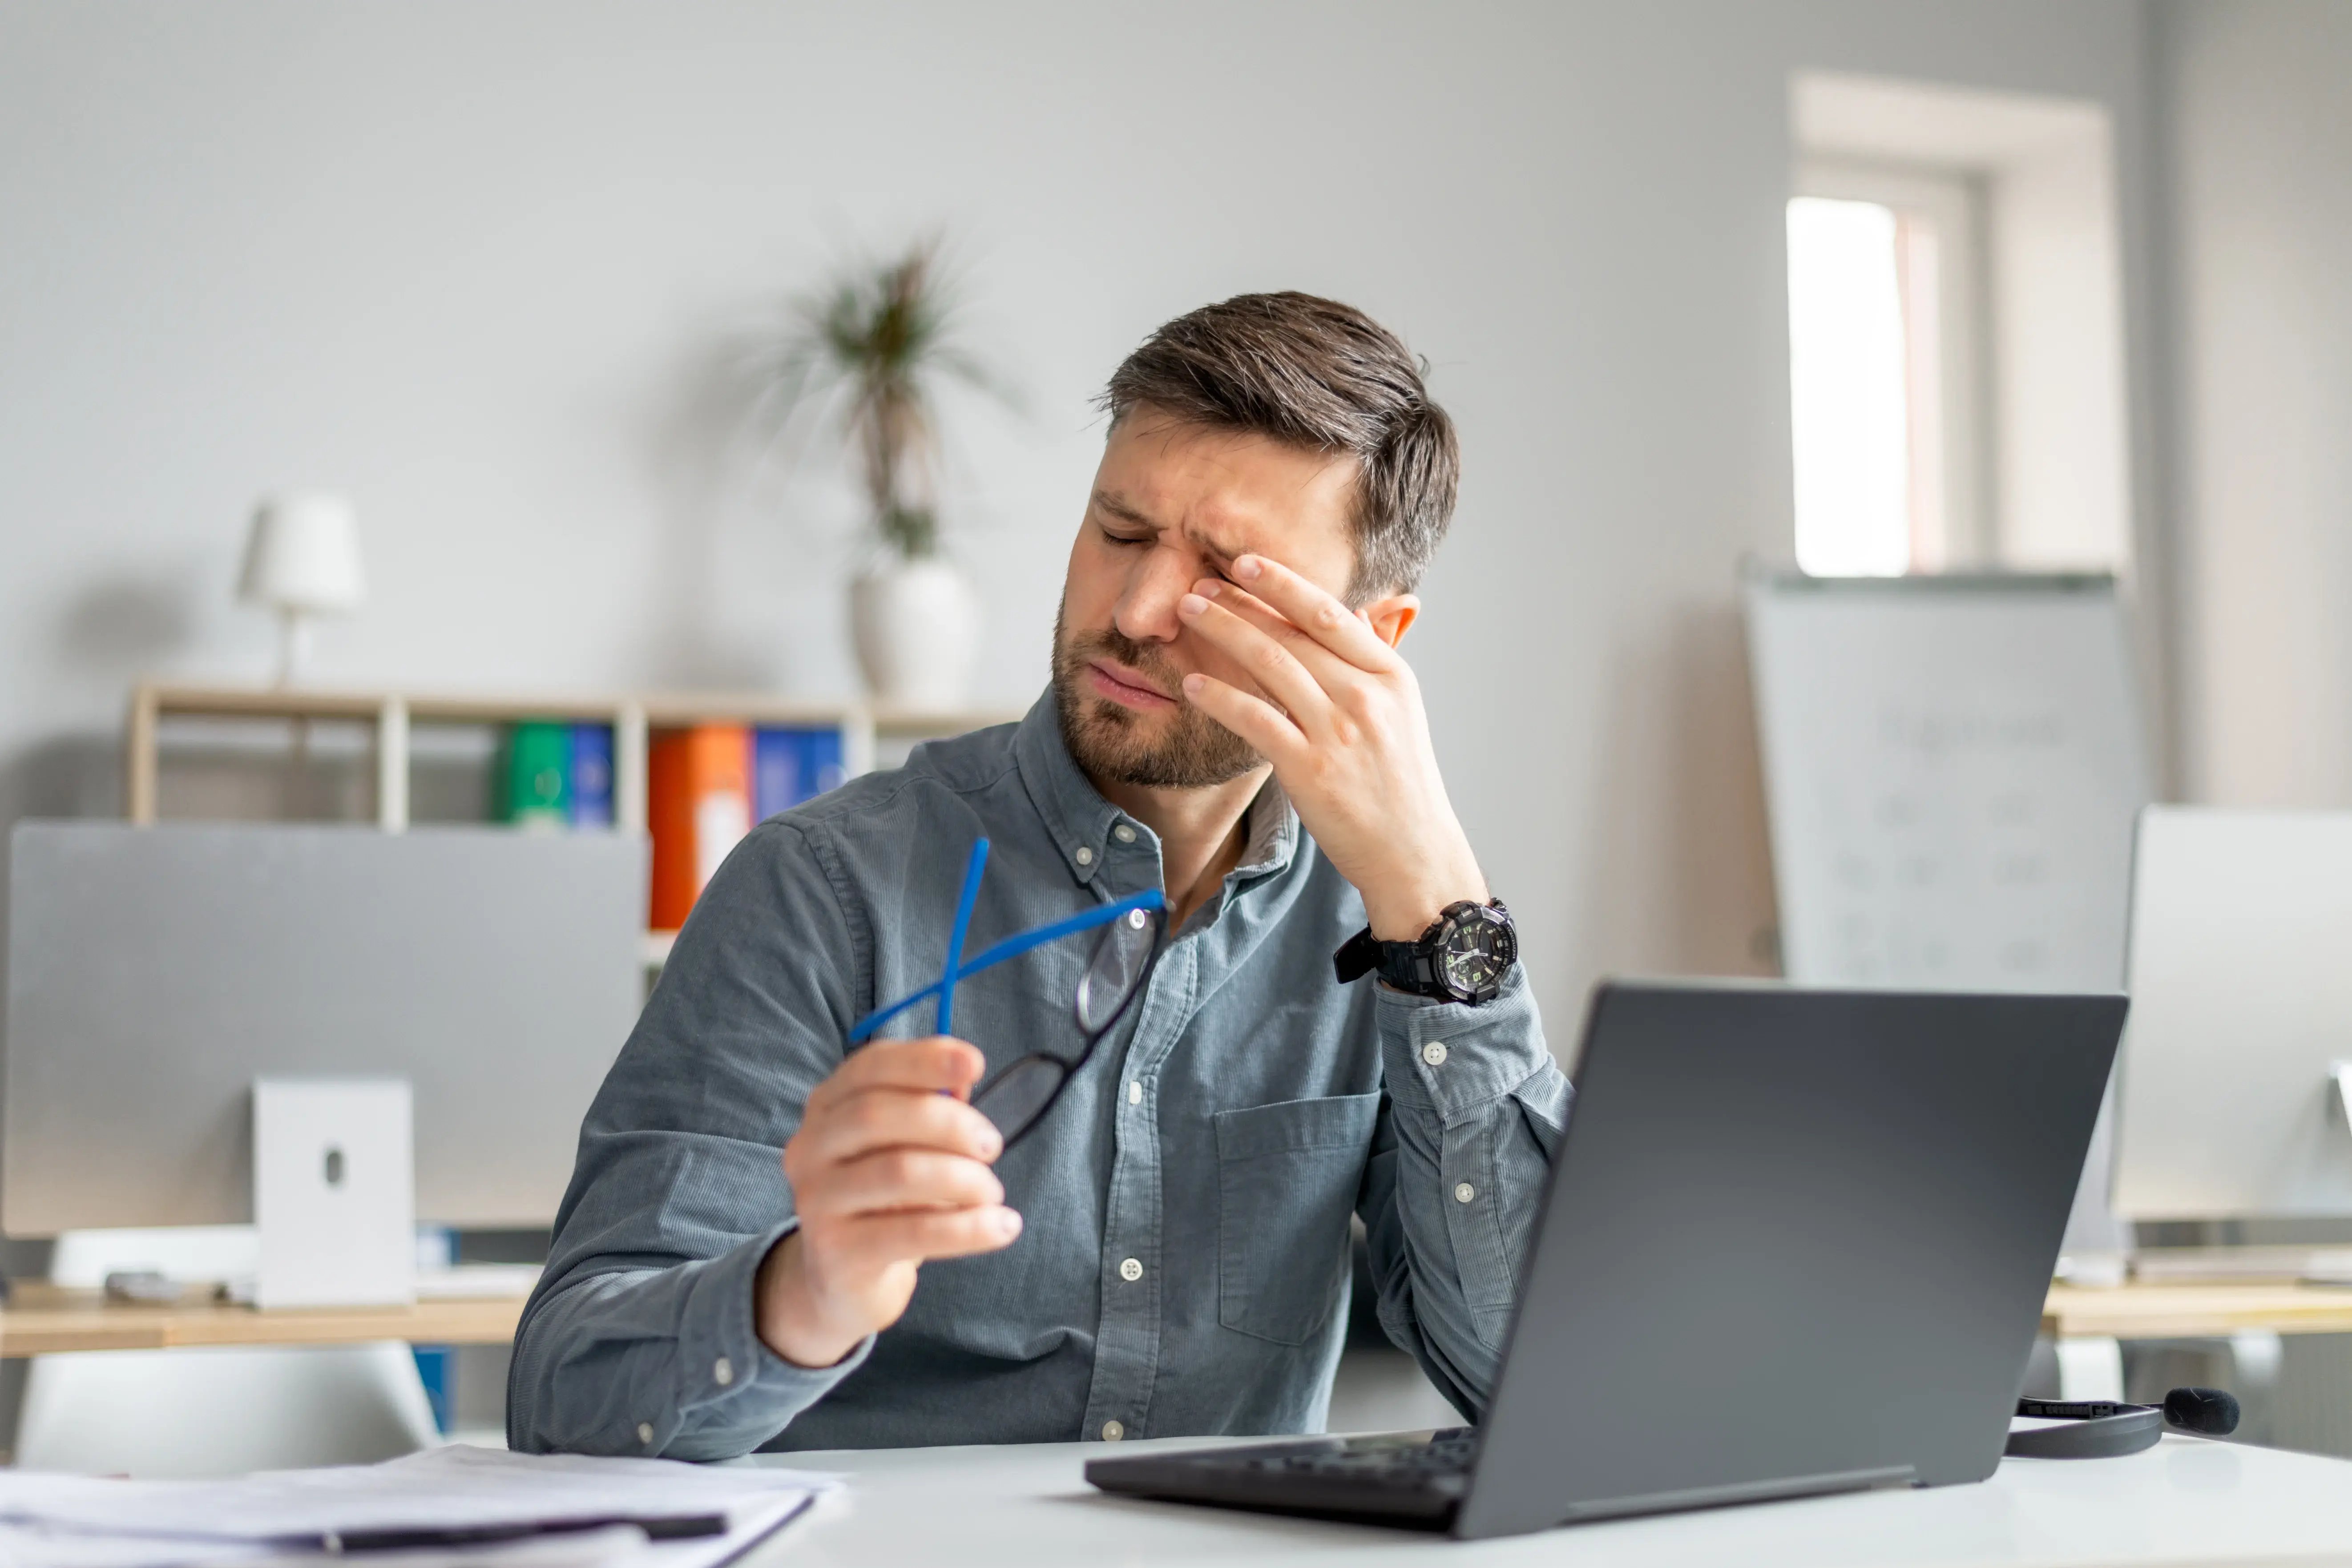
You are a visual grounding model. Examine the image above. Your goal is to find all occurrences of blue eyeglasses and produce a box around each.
[847,838,1165,1147]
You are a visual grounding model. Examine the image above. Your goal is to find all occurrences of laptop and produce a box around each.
[1087,980,2126,1540]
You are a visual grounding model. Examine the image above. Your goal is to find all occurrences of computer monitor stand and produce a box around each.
[252,1077,417,1310]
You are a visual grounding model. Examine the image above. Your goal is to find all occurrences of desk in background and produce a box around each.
[0,1286,525,1357]
[4,1278,2347,1357]
[2045,1280,2352,1340]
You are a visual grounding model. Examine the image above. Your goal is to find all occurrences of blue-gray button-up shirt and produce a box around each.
[509,696,1570,1459]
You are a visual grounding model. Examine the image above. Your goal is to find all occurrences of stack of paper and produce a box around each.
[0,1446,837,1568]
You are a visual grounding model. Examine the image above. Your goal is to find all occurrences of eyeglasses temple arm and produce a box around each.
[952,887,1163,976]
[935,838,989,1038]
[845,887,1165,1045]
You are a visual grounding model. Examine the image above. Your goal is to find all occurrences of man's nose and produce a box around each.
[1113,545,1195,645]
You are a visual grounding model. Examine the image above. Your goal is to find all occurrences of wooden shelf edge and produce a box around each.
[136,681,1019,734]
[0,1293,528,1356]
[141,682,389,720]
[2042,1281,2352,1340]
[874,707,1027,735]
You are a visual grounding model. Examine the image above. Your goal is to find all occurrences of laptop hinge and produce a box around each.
[1554,1465,1918,1525]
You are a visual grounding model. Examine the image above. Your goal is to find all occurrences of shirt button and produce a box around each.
[1128,1081,1143,1105]
[637,1422,654,1445]
[1119,1257,1143,1282]
[1102,1420,1126,1441]
[1422,1042,1449,1067]
[1074,846,1096,867]
[1113,824,1137,844]
[713,1356,733,1387]
[1455,1182,1477,1204]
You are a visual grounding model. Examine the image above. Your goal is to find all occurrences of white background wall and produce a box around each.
[0,0,2166,1040]
[2160,0,2352,811]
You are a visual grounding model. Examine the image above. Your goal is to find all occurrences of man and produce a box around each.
[509,292,1569,1458]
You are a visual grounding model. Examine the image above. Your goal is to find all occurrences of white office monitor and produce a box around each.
[2111,806,2352,1219]
[3,821,647,1236]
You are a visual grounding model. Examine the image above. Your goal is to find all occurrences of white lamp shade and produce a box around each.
[239,493,367,614]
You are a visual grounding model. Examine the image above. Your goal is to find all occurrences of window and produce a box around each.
[1790,71,2132,577]
[1787,163,1985,577]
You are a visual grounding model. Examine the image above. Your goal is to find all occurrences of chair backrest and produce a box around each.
[14,1342,439,1476]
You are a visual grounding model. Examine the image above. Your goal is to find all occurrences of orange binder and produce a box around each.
[648,725,752,931]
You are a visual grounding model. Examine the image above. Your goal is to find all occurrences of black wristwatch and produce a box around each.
[1333,899,1517,1005]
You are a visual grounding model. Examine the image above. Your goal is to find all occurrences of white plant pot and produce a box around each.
[850,557,982,711]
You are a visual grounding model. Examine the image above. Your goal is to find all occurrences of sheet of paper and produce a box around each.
[0,1447,835,1557]
[0,1524,257,1568]
[0,1522,663,1568]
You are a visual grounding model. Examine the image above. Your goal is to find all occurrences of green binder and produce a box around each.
[501,721,571,827]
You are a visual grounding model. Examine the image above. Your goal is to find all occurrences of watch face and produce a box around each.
[1439,905,1517,1001]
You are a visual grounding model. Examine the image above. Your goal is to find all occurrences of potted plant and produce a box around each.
[760,238,1007,710]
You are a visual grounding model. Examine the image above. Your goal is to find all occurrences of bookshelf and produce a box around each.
[125,681,1025,960]
[126,681,1024,830]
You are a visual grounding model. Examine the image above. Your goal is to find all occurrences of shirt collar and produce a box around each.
[1235,775,1298,879]
[1013,689,1302,887]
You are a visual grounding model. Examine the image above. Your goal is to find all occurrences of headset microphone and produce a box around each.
[2004,1387,2242,1459]
[2161,1386,2242,1435]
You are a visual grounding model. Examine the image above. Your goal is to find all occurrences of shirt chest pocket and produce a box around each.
[1214,1093,1382,1346]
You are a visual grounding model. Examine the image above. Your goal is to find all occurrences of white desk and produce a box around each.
[751,1435,2352,1567]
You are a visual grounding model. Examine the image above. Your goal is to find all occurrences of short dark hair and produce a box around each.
[1098,292,1459,600]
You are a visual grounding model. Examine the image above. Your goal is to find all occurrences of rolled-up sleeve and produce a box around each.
[1357,967,1570,1422]
[507,820,869,1458]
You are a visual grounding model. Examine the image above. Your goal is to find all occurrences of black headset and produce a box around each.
[2004,1387,2240,1459]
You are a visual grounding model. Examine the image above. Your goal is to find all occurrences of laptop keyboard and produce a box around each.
[1218,1427,1479,1487]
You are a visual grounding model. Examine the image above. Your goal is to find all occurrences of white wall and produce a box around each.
[0,0,2164,1038]
[2161,0,2352,809]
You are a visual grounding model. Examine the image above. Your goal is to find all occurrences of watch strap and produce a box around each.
[1333,899,1511,1001]
[1332,926,1386,985]
[1335,925,1442,995]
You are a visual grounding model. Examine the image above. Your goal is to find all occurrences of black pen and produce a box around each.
[299,1513,728,1554]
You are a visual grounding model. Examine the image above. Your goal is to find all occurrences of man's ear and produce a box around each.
[1360,593,1420,649]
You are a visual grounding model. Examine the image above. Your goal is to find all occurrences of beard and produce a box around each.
[1052,599,1264,790]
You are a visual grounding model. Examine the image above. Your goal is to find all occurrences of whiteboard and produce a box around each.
[1744,572,2150,995]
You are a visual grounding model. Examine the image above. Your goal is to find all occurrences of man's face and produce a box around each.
[1054,412,1362,790]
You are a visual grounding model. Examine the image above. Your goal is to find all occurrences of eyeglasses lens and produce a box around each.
[972,1055,1068,1143]
[1074,907,1156,1035]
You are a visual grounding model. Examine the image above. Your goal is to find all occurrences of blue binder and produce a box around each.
[753,727,847,819]
[568,725,615,828]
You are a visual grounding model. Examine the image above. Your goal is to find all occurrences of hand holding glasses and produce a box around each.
[847,838,1165,1149]
[759,840,1164,1370]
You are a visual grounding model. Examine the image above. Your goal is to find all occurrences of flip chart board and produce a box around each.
[1744,572,2150,994]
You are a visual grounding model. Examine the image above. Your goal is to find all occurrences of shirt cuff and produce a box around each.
[1376,965,1552,1120]
[661,1221,875,1449]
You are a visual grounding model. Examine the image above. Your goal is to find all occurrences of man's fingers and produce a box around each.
[807,1036,984,1117]
[1180,673,1308,762]
[1191,580,1367,696]
[1231,553,1401,672]
[795,1083,1004,1168]
[1176,590,1330,727]
[826,1205,1025,1266]
[796,1147,1005,1219]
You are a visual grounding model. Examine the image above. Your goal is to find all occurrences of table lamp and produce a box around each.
[239,493,367,685]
